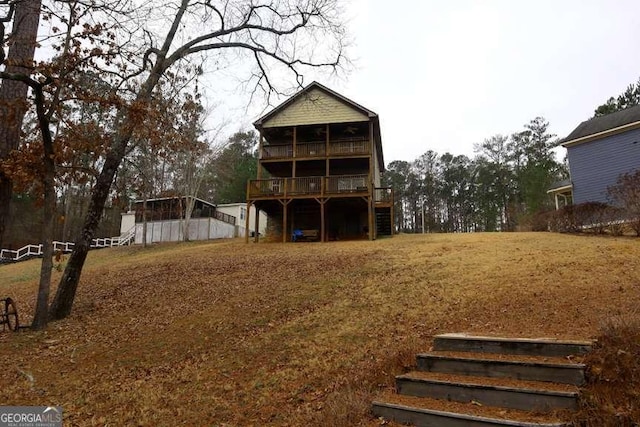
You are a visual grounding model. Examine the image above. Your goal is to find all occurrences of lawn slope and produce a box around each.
[0,233,638,426]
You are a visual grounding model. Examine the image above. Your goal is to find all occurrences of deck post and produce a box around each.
[257,130,264,179]
[325,123,330,154]
[368,194,374,241]
[369,121,375,240]
[320,199,326,242]
[282,201,288,243]
[245,201,251,243]
[293,126,297,158]
[254,205,260,243]
[391,189,395,235]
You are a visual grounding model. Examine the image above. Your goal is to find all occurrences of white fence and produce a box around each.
[0,228,136,262]
[135,217,235,244]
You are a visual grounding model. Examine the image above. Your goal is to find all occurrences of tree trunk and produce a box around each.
[48,142,126,320]
[49,65,166,321]
[0,0,42,249]
[31,86,55,329]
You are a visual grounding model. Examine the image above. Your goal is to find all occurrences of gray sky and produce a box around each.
[210,0,640,164]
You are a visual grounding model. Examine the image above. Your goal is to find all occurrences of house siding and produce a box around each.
[216,204,267,236]
[568,127,640,204]
[263,88,368,128]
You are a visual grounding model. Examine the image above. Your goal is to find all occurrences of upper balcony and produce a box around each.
[247,175,393,204]
[260,137,371,161]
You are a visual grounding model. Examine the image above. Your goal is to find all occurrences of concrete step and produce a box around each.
[416,352,586,385]
[372,395,570,427]
[395,371,578,411]
[433,334,593,357]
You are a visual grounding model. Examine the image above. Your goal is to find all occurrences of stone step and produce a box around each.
[416,352,586,385]
[372,395,570,427]
[433,334,593,357]
[395,371,578,412]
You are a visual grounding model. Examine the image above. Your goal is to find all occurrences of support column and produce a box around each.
[254,206,260,243]
[282,202,288,243]
[245,201,251,243]
[320,199,326,242]
[325,124,330,175]
[368,196,374,241]
[391,190,395,235]
[257,130,264,179]
[369,121,375,241]
[293,126,297,158]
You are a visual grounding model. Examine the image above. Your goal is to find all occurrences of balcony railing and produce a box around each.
[248,175,370,198]
[328,138,370,156]
[260,139,370,160]
[296,142,326,158]
[262,145,293,159]
[326,175,368,193]
[289,176,323,195]
[375,187,394,204]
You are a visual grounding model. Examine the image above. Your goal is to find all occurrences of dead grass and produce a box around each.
[573,312,640,427]
[0,233,639,426]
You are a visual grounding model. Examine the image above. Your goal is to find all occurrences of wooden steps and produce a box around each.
[416,352,586,385]
[372,333,593,426]
[433,333,592,357]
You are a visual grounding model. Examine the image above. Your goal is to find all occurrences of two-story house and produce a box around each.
[548,105,640,208]
[244,82,393,242]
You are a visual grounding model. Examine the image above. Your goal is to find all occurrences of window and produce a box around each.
[240,207,246,220]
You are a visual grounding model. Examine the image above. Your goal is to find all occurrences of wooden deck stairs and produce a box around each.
[375,207,392,236]
[372,333,593,426]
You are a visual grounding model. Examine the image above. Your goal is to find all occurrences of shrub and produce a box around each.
[573,313,640,426]
[608,169,640,236]
[545,202,611,233]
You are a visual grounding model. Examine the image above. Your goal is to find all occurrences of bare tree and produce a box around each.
[47,0,347,320]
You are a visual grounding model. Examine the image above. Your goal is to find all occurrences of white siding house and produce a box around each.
[121,197,237,244]
[216,203,267,237]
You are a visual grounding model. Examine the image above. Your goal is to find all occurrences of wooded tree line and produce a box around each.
[2,125,258,248]
[383,117,567,233]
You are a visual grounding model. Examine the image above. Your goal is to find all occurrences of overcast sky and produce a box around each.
[209,0,640,165]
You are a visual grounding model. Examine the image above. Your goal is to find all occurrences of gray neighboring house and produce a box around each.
[549,105,640,208]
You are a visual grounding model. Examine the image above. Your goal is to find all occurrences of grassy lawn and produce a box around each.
[0,233,638,426]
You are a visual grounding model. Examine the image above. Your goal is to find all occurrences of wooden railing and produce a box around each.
[213,210,236,225]
[328,138,370,156]
[375,187,394,204]
[248,175,370,198]
[248,178,286,196]
[288,176,323,195]
[296,142,325,158]
[262,145,293,159]
[260,139,370,159]
[325,175,368,193]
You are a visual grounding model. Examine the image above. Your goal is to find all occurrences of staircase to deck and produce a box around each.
[375,207,392,236]
[372,333,593,426]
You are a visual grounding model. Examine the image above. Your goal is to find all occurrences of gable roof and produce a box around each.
[253,81,378,127]
[562,104,640,147]
[253,81,385,171]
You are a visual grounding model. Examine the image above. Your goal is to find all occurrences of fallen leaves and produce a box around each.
[0,234,639,426]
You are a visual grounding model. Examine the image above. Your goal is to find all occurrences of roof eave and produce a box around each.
[562,120,640,148]
[546,184,573,194]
